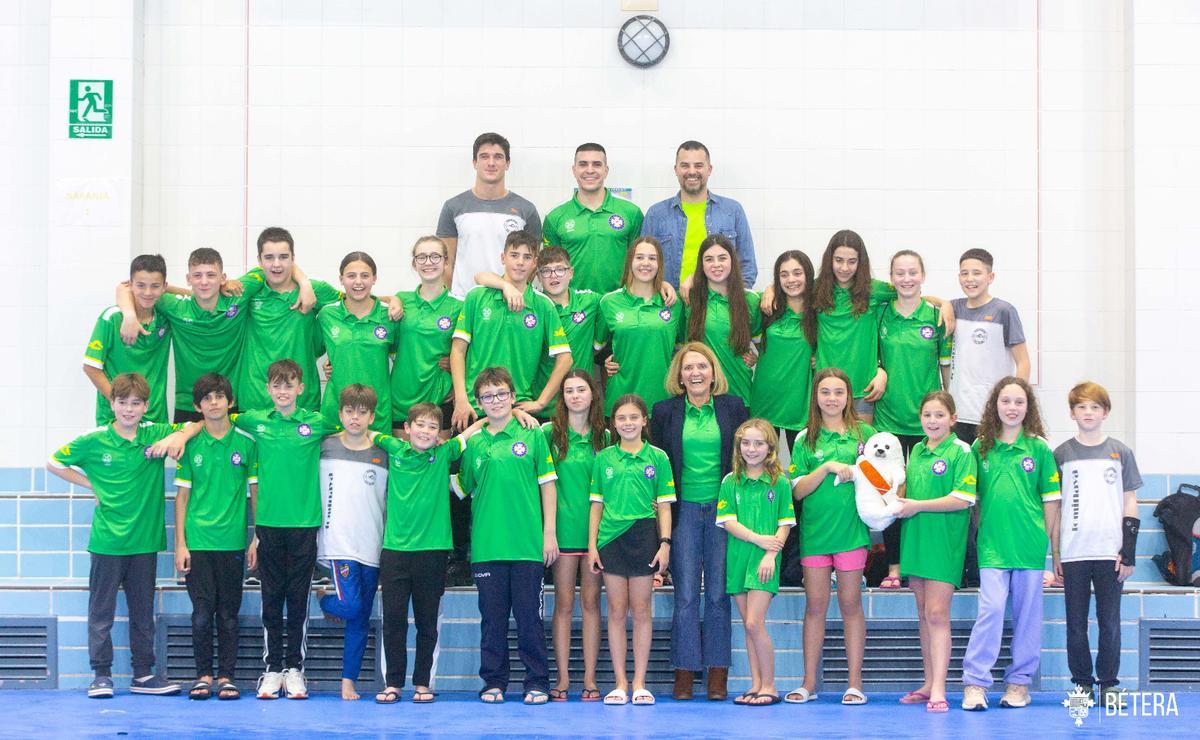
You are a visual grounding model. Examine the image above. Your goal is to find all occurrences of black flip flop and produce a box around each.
[733,691,759,705]
[216,680,240,700]
[748,693,782,706]
[375,688,402,704]
[188,680,212,701]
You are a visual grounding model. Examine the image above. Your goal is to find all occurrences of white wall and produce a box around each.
[6,0,1197,470]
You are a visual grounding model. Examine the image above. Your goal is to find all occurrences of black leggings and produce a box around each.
[380,549,447,688]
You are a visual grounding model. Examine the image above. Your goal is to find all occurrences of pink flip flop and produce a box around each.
[899,691,930,704]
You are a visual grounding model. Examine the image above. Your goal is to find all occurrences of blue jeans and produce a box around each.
[670,500,731,670]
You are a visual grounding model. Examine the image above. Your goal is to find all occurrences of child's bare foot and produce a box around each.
[341,678,359,700]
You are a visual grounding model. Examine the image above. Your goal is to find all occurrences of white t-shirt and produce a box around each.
[1054,436,1143,563]
[948,297,1026,424]
[317,437,388,567]
[437,189,542,298]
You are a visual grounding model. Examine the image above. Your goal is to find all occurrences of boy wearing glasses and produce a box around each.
[450,230,572,432]
[453,366,559,704]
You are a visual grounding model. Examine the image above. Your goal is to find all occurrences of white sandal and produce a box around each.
[784,686,818,704]
[842,687,868,705]
[604,688,628,705]
[631,688,655,705]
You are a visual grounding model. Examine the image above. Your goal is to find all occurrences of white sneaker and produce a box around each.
[283,667,308,700]
[256,671,283,700]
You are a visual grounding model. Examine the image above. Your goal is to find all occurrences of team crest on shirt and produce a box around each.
[605,466,614,480]
[608,214,625,230]
[297,424,313,437]
[919,325,935,340]
[644,465,656,479]
[659,308,672,322]
[1020,456,1035,472]
[1104,467,1117,484]
[428,453,436,464]
[857,442,866,455]
[330,326,341,338]
[972,328,987,345]
[512,442,528,457]
[374,325,389,340]
[523,313,538,329]
[437,316,453,330]
[767,488,776,502]
[932,460,948,476]
[339,563,351,578]
[563,219,576,232]
[193,453,204,467]
[363,470,377,485]
[224,304,240,318]
[503,218,519,232]
[156,326,167,338]
[231,452,243,466]
[571,311,586,324]
[101,453,112,465]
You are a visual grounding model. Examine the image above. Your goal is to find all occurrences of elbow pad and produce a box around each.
[1120,517,1140,566]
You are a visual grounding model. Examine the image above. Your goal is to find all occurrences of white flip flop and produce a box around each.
[631,688,655,705]
[842,687,868,705]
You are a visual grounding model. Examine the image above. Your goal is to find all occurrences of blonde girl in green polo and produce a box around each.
[892,391,977,713]
[389,236,463,434]
[543,370,610,702]
[683,234,761,403]
[588,394,674,706]
[785,367,874,706]
[716,418,796,706]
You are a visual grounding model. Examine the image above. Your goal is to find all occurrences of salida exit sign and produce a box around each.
[69,79,113,139]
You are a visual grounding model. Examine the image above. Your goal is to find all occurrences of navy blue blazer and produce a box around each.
[649,393,749,502]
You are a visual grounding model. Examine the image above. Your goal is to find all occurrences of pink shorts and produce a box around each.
[801,547,868,572]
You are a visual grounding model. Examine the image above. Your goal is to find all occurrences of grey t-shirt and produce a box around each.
[947,297,1026,423]
[437,190,542,298]
[1054,436,1143,563]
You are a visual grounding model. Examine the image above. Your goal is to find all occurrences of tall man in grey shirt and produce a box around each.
[438,132,541,297]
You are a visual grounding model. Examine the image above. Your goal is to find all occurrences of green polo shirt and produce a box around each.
[750,306,814,430]
[973,433,1061,570]
[680,398,722,503]
[680,201,707,283]
[594,288,684,416]
[233,407,330,528]
[543,189,645,294]
[788,422,875,557]
[686,289,762,402]
[237,269,340,411]
[543,423,610,551]
[589,442,675,549]
[84,307,171,424]
[716,472,796,594]
[533,289,602,410]
[453,284,570,406]
[155,288,261,413]
[814,279,896,398]
[376,433,465,552]
[899,435,976,586]
[318,298,399,433]
[389,288,462,419]
[174,426,258,551]
[49,421,182,555]
[455,417,557,563]
[874,301,951,436]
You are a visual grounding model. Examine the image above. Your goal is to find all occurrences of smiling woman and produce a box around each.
[650,342,749,701]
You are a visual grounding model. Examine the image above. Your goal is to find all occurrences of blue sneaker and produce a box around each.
[130,675,182,695]
[88,676,114,699]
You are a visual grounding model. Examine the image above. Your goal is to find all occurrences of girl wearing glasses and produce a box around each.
[389,236,463,435]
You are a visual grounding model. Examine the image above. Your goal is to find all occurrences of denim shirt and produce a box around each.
[641,191,757,289]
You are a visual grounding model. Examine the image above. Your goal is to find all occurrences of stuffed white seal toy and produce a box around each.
[835,431,905,531]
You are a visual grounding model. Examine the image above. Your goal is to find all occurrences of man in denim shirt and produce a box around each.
[641,141,757,290]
